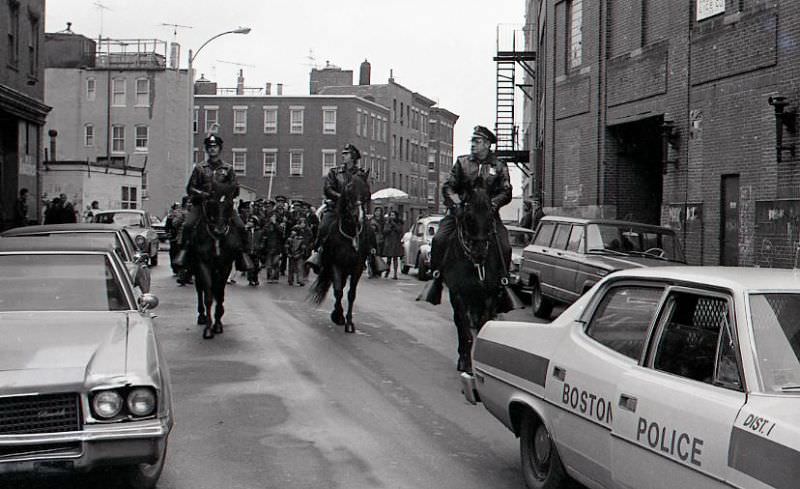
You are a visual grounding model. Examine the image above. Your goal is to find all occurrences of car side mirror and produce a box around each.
[138,293,159,312]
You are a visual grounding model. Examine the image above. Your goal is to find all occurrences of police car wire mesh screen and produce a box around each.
[0,254,128,311]
[749,293,800,393]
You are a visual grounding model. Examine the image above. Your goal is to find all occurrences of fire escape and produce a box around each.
[494,25,536,175]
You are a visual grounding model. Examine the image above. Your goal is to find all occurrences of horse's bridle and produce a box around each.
[337,200,365,250]
[456,210,492,282]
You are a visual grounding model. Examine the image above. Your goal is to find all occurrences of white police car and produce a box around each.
[462,266,800,489]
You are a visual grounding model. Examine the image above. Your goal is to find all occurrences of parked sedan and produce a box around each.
[1,223,151,292]
[401,215,443,280]
[93,209,160,266]
[506,224,535,294]
[0,237,172,488]
[462,266,800,489]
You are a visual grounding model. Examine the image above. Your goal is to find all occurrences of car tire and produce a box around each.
[118,439,167,489]
[417,254,429,281]
[531,281,553,319]
[520,415,571,489]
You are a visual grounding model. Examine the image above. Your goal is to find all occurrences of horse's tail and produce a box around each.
[308,267,332,305]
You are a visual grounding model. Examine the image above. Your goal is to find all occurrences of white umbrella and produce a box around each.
[371,187,409,200]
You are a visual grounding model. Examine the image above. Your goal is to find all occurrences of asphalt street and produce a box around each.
[14,251,552,489]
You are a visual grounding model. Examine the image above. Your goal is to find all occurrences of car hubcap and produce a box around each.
[531,424,552,477]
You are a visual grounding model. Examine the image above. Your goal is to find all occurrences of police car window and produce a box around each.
[551,224,572,250]
[653,292,738,387]
[749,293,800,393]
[586,285,664,360]
[534,222,555,246]
[566,225,584,252]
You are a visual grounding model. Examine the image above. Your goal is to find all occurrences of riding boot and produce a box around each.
[173,227,190,267]
[416,270,443,305]
[236,252,255,272]
[305,247,322,274]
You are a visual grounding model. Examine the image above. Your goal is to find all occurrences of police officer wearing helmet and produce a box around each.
[424,125,512,304]
[174,134,253,270]
[306,143,368,272]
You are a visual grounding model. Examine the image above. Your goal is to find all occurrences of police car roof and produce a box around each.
[0,236,118,254]
[1,223,125,236]
[611,266,800,293]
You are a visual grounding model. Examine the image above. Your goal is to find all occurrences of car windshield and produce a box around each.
[509,230,533,247]
[24,232,130,261]
[749,293,800,393]
[585,224,684,261]
[94,212,144,227]
[0,254,129,312]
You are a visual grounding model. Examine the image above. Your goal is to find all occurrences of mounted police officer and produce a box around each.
[174,134,253,270]
[425,125,512,304]
[306,143,369,273]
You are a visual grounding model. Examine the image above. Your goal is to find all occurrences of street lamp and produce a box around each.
[187,27,251,179]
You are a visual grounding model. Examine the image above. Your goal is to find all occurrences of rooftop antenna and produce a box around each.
[305,49,319,70]
[216,59,256,68]
[160,22,193,43]
[93,1,112,38]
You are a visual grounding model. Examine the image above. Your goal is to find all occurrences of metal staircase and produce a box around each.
[494,25,536,174]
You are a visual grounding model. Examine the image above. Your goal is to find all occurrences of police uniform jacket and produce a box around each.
[187,159,240,202]
[442,152,511,211]
[323,165,368,203]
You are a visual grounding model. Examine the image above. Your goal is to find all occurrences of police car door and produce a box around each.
[544,279,666,488]
[611,286,746,489]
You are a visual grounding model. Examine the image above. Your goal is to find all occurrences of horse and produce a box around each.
[439,181,512,372]
[309,171,373,333]
[188,197,239,339]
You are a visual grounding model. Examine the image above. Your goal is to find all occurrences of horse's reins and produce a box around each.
[201,198,230,256]
[338,202,364,251]
[456,211,491,283]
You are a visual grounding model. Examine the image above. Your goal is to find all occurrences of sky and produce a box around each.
[45,0,527,193]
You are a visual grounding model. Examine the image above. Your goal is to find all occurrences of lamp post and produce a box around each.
[186,27,251,180]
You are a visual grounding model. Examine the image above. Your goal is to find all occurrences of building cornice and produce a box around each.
[0,84,51,125]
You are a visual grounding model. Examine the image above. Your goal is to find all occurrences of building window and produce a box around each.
[263,106,278,133]
[290,107,304,134]
[135,78,149,107]
[112,78,126,106]
[381,117,387,142]
[86,77,96,101]
[28,15,39,77]
[361,112,368,136]
[84,124,94,147]
[112,125,125,153]
[121,186,137,209]
[400,102,404,125]
[194,147,203,164]
[322,107,337,134]
[141,172,148,199]
[233,106,247,134]
[322,149,336,175]
[262,149,277,176]
[568,0,583,69]
[7,1,19,68]
[135,126,149,152]
[356,108,362,136]
[392,135,397,158]
[204,107,219,133]
[232,149,247,176]
[393,99,397,122]
[289,150,303,176]
[193,106,199,133]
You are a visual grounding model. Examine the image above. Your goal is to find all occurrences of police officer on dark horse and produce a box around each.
[175,134,254,339]
[307,143,374,333]
[422,125,523,371]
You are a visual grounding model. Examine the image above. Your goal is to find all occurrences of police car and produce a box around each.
[462,266,800,489]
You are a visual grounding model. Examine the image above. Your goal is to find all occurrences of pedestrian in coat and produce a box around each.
[382,210,404,279]
[13,188,29,227]
[262,214,284,283]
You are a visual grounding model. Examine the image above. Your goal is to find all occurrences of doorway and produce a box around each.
[720,174,740,266]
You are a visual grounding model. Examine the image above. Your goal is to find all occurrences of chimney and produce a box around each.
[236,69,244,95]
[265,82,271,95]
[359,59,371,85]
[389,69,394,83]
[169,42,180,69]
[277,83,283,95]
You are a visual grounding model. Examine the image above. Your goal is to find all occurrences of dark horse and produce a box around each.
[440,181,510,372]
[309,172,373,333]
[189,197,238,339]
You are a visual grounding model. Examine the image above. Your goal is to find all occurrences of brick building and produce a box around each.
[428,107,459,214]
[526,0,800,267]
[44,30,190,216]
[0,0,49,228]
[192,76,390,207]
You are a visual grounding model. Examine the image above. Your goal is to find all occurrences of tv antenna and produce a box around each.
[304,49,319,69]
[93,1,112,37]
[216,59,256,68]
[161,22,193,42]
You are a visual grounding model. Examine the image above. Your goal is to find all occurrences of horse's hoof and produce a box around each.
[344,323,355,334]
[331,311,345,326]
[212,322,224,334]
[203,327,214,339]
[197,315,208,325]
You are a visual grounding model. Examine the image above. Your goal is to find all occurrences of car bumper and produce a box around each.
[0,417,171,474]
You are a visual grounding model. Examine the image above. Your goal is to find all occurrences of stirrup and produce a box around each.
[432,270,441,279]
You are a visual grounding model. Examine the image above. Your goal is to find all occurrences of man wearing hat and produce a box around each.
[175,134,253,270]
[306,143,368,272]
[424,125,512,304]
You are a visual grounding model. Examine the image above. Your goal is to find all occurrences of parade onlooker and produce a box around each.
[44,196,63,224]
[285,228,308,286]
[382,210,404,280]
[13,188,29,227]
[60,194,77,223]
[84,200,100,222]
[245,216,264,286]
[262,213,283,283]
[368,207,386,278]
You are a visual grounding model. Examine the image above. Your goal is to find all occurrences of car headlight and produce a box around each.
[92,390,123,419]
[126,388,156,417]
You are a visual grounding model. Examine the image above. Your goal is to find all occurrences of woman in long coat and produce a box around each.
[382,210,404,279]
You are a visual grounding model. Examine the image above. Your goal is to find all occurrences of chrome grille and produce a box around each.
[0,393,81,434]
